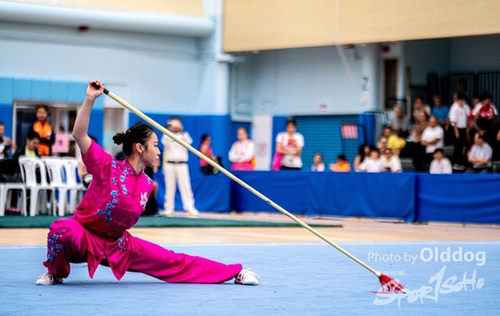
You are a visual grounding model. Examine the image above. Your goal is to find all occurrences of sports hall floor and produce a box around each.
[1,213,499,316]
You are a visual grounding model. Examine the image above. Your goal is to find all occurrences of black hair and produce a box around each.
[113,122,154,156]
[481,92,492,101]
[201,134,210,143]
[337,154,346,161]
[433,148,444,155]
[36,105,49,113]
[27,130,40,141]
[169,116,181,122]
[286,119,297,128]
[314,152,323,159]
[89,135,98,143]
[0,121,4,127]
[456,92,467,101]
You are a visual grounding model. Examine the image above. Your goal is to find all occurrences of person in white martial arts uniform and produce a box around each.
[160,117,198,217]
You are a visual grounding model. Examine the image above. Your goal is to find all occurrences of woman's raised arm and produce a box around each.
[72,79,104,154]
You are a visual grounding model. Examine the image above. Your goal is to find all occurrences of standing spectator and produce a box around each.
[311,153,325,172]
[228,128,255,171]
[276,120,304,170]
[161,117,198,216]
[32,105,55,157]
[354,144,371,171]
[429,149,452,174]
[0,122,14,159]
[200,134,219,175]
[12,130,40,161]
[358,149,383,173]
[414,116,444,171]
[330,154,351,172]
[431,95,449,125]
[467,134,493,173]
[449,92,471,170]
[380,148,402,173]
[388,105,410,138]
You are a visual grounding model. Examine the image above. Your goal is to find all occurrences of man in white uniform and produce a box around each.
[161,117,198,216]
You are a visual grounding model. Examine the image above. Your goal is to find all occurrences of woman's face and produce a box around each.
[141,133,160,168]
[286,123,296,134]
[314,154,322,164]
[363,145,371,155]
[36,107,48,121]
[237,129,247,141]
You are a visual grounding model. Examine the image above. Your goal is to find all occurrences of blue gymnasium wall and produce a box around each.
[0,77,104,145]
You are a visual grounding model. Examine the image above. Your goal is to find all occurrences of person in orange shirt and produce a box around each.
[32,105,54,156]
[329,154,351,172]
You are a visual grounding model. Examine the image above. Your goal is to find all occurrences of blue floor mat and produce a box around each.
[0,242,498,316]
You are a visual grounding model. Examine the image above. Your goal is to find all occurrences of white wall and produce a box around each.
[0,20,226,114]
[232,44,382,116]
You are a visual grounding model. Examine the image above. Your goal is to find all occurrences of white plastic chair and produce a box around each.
[0,159,27,216]
[62,158,85,214]
[42,157,71,216]
[19,157,55,216]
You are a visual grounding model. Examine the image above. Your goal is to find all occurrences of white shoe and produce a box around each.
[36,272,63,285]
[187,209,199,217]
[159,210,175,217]
[235,268,259,286]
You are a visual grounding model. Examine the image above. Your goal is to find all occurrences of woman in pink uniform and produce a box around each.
[36,79,259,286]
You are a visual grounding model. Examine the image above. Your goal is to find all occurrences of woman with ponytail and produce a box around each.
[36,79,259,286]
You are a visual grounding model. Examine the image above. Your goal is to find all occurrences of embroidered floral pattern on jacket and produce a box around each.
[117,235,128,251]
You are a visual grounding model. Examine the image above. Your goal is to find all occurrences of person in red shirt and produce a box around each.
[32,105,55,156]
[472,93,497,121]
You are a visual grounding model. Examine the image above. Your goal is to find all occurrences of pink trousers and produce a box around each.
[43,219,243,283]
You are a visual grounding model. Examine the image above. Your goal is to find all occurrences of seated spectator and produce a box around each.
[311,152,325,172]
[472,93,497,131]
[377,136,388,153]
[449,92,471,171]
[413,96,431,119]
[0,122,14,159]
[467,134,493,173]
[379,126,405,156]
[330,154,351,172]
[411,112,429,143]
[388,105,410,138]
[229,127,255,171]
[380,148,402,173]
[429,148,452,174]
[414,116,444,171]
[353,144,371,171]
[431,95,449,125]
[358,149,383,173]
[12,130,40,161]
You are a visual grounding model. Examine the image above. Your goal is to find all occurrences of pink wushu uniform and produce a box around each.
[43,140,242,283]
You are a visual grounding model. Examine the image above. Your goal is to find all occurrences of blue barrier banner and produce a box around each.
[231,171,310,214]
[416,174,500,224]
[307,172,415,221]
[153,173,230,212]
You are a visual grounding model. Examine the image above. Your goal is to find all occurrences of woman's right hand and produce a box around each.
[86,79,104,100]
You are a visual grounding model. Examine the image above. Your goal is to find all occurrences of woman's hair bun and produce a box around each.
[113,132,127,145]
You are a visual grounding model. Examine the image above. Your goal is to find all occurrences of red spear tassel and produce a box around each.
[378,274,407,294]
